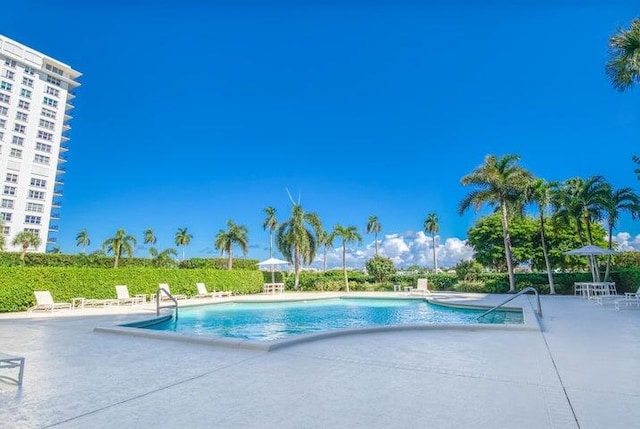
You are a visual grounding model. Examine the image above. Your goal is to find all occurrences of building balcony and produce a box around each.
[50,211,60,219]
[66,92,75,101]
[59,145,69,153]
[61,135,70,142]
[53,187,63,196]
[49,224,59,231]
[64,113,73,122]
[54,177,64,185]
[64,102,75,112]
[58,155,68,164]
[47,237,58,245]
[56,165,66,175]
[63,123,71,131]
[51,199,62,208]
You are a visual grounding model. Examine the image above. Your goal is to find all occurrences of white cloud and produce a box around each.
[612,232,640,251]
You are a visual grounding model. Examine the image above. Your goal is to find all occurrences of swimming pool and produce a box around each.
[130,297,523,342]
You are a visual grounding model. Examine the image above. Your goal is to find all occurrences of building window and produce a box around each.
[30,178,47,188]
[46,75,62,87]
[35,142,52,153]
[16,111,28,122]
[43,97,57,107]
[1,199,13,209]
[45,64,64,76]
[4,58,16,68]
[0,93,9,103]
[5,173,18,183]
[26,202,44,212]
[13,124,26,134]
[22,77,33,87]
[24,66,35,75]
[39,119,55,130]
[1,212,12,222]
[20,89,31,99]
[34,154,50,165]
[0,118,6,128]
[9,148,22,158]
[37,131,53,141]
[3,186,16,196]
[0,131,3,141]
[2,226,9,235]
[24,228,40,235]
[41,108,56,119]
[45,86,60,97]
[12,136,24,146]
[2,70,14,80]
[28,190,45,200]
[18,100,29,110]
[0,106,8,116]
[0,81,12,91]
[25,215,42,225]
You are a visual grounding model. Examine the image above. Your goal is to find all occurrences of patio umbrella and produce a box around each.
[563,245,616,282]
[257,257,290,284]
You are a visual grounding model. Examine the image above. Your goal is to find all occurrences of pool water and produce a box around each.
[141,298,523,341]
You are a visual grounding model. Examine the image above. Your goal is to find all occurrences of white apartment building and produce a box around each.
[0,34,81,253]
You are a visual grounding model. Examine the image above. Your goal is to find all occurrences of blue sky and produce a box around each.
[3,1,639,268]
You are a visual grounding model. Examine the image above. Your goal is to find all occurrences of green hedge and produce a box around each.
[0,267,263,312]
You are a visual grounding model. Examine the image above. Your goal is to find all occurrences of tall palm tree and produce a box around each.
[459,154,532,292]
[602,185,640,280]
[214,220,249,270]
[143,228,157,251]
[366,215,382,257]
[75,229,90,254]
[526,179,556,294]
[262,207,278,254]
[102,229,137,268]
[606,18,640,92]
[317,229,336,273]
[423,213,439,272]
[149,246,178,268]
[174,227,193,261]
[12,230,41,261]
[276,204,322,289]
[333,224,363,292]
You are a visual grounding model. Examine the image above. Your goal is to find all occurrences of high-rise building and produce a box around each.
[0,34,81,253]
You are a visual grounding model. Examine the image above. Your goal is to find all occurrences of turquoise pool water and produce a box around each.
[139,298,523,341]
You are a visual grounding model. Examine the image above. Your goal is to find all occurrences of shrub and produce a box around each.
[454,281,486,293]
[454,260,484,281]
[365,256,396,283]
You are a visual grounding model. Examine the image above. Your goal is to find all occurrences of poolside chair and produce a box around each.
[158,283,187,300]
[29,291,72,313]
[194,282,232,299]
[115,285,145,305]
[615,286,640,311]
[410,278,431,296]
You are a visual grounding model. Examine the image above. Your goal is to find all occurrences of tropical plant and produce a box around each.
[423,212,439,272]
[606,18,640,92]
[365,255,396,283]
[602,185,640,280]
[332,224,363,292]
[276,204,322,289]
[454,260,484,282]
[49,246,61,254]
[102,229,137,268]
[75,229,90,253]
[459,154,532,292]
[143,228,157,250]
[149,246,178,268]
[317,229,335,273]
[262,206,278,258]
[525,178,556,294]
[214,220,249,270]
[366,215,382,257]
[174,227,193,261]
[12,230,42,261]
[634,155,640,181]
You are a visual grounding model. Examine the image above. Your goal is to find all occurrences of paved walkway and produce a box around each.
[0,293,638,428]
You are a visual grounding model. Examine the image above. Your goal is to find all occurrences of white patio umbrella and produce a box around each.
[257,257,290,284]
[563,245,617,282]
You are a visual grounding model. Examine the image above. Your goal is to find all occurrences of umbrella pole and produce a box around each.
[271,265,275,284]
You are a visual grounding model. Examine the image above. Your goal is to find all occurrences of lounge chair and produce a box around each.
[158,283,187,300]
[615,286,640,311]
[410,278,431,295]
[115,285,146,305]
[194,282,231,299]
[29,291,72,313]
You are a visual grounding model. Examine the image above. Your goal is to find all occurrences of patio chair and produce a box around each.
[410,278,431,295]
[194,282,231,299]
[158,283,187,300]
[115,285,146,305]
[615,286,640,311]
[29,291,72,313]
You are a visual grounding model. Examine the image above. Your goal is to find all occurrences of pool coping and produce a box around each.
[93,294,541,352]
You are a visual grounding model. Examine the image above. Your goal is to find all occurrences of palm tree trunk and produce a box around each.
[432,233,437,273]
[227,247,233,270]
[539,210,555,294]
[500,203,516,293]
[604,223,613,281]
[323,246,327,273]
[182,246,185,261]
[343,242,349,292]
[374,233,378,257]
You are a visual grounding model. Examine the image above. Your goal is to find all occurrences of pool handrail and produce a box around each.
[156,287,178,320]
[477,286,542,320]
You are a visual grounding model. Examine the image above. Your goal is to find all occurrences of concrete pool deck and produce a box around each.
[0,292,638,428]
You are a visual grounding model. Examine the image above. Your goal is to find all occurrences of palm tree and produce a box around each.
[602,185,640,280]
[366,215,382,257]
[423,213,439,272]
[606,18,640,92]
[143,228,157,251]
[459,154,532,293]
[526,179,556,294]
[633,155,640,180]
[75,229,90,253]
[149,246,178,268]
[0,219,5,251]
[12,230,41,261]
[333,224,363,292]
[276,204,322,289]
[102,229,137,268]
[174,227,193,261]
[317,229,336,273]
[214,220,249,270]
[262,206,279,283]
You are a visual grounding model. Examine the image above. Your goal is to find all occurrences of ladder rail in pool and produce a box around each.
[156,287,178,320]
[477,286,542,320]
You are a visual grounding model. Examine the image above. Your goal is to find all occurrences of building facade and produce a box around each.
[0,34,81,253]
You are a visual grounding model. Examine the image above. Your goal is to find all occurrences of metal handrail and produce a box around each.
[477,286,542,320]
[156,287,178,320]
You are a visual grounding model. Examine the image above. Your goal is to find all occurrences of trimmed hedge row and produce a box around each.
[0,267,264,312]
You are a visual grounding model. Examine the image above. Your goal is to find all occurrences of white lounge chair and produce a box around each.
[410,278,431,295]
[158,283,187,300]
[115,285,145,305]
[194,282,231,299]
[615,286,640,310]
[29,291,72,313]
